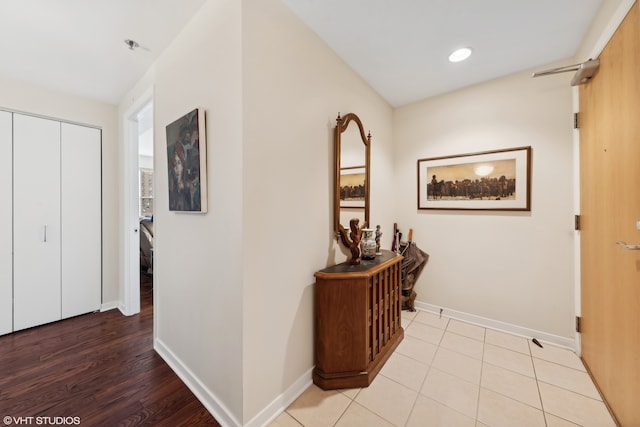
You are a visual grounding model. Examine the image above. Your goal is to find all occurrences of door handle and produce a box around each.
[616,241,640,250]
[43,225,47,243]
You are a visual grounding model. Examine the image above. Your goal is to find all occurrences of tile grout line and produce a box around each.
[400,311,451,427]
[331,398,354,427]
[398,314,597,426]
[280,312,613,427]
[439,316,481,424]
[401,313,431,427]
[474,326,487,425]
[529,339,550,427]
[403,334,435,427]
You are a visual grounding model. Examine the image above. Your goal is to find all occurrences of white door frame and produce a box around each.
[121,88,153,316]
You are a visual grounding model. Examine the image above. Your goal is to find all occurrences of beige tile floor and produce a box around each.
[270,310,617,427]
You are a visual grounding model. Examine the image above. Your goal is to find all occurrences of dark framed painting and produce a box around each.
[340,166,366,208]
[417,146,531,211]
[166,108,208,213]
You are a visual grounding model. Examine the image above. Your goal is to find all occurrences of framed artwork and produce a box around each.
[166,108,208,213]
[340,166,366,208]
[417,146,531,211]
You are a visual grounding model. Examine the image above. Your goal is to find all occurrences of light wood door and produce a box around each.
[579,3,640,426]
[13,114,62,331]
[61,123,102,318]
[0,111,12,335]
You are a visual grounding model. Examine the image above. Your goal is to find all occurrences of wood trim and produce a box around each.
[579,3,640,426]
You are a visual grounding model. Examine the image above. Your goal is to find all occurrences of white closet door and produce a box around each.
[0,111,12,335]
[13,114,61,331]
[61,123,101,317]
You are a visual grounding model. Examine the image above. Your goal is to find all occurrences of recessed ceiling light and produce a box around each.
[449,47,472,63]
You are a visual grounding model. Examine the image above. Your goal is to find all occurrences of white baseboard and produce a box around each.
[245,368,313,427]
[100,301,118,312]
[154,336,313,427]
[414,301,576,351]
[152,303,573,427]
[117,302,141,317]
[154,337,241,427]
[115,303,131,316]
[244,300,577,426]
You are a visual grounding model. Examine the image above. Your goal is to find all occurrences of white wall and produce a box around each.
[1,0,631,423]
[122,0,394,423]
[118,0,628,424]
[123,0,245,424]
[242,0,393,423]
[574,0,631,60]
[393,67,576,340]
[0,76,120,306]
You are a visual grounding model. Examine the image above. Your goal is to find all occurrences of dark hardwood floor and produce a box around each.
[0,273,221,426]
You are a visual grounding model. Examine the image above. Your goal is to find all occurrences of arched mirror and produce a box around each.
[334,113,371,252]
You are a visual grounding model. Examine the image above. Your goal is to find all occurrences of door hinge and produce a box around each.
[576,316,582,333]
[575,214,581,230]
[573,112,580,129]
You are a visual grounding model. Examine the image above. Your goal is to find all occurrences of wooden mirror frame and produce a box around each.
[334,112,371,253]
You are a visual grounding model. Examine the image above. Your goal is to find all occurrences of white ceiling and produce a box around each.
[0,0,606,107]
[282,0,605,106]
[0,0,207,105]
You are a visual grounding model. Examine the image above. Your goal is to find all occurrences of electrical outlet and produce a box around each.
[636,220,640,231]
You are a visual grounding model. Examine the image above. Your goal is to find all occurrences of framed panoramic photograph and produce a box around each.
[417,146,531,211]
[340,166,366,208]
[166,108,208,213]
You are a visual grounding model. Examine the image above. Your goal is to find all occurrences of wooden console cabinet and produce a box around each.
[313,250,404,389]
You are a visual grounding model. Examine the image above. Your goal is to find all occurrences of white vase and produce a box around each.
[360,228,376,260]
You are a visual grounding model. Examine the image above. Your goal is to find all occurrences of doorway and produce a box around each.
[579,2,640,426]
[137,102,154,290]
[122,90,153,316]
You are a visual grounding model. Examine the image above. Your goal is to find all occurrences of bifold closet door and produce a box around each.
[13,114,62,331]
[0,111,12,335]
[61,123,101,318]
